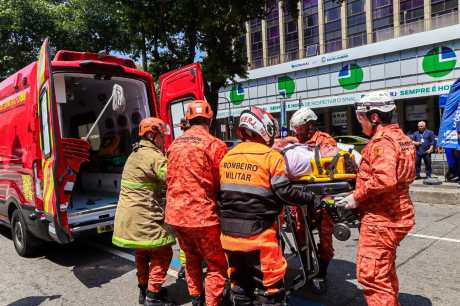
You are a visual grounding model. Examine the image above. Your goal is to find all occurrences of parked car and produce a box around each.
[334,135,369,153]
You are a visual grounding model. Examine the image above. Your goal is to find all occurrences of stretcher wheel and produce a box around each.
[333,223,351,241]
[309,278,327,295]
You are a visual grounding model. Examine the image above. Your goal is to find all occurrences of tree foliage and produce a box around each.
[0,0,126,78]
[1,0,299,121]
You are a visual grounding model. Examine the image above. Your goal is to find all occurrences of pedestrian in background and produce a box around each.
[112,118,175,306]
[410,121,435,179]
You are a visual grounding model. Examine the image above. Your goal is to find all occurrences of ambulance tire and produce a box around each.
[11,209,40,257]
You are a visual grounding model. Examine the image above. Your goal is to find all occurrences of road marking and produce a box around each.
[408,233,460,243]
[87,242,178,278]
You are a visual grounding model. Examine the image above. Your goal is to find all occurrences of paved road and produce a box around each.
[0,202,458,306]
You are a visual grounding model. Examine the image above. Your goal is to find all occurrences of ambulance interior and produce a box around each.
[54,73,151,214]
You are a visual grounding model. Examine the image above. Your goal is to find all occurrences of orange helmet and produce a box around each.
[185,100,213,121]
[138,117,170,137]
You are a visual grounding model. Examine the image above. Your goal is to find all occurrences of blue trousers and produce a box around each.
[416,153,432,177]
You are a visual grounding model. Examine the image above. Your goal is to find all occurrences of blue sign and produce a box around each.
[281,127,289,138]
[437,78,460,148]
[439,94,448,108]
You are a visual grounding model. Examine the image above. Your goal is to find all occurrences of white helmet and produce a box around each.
[355,91,395,114]
[290,107,318,131]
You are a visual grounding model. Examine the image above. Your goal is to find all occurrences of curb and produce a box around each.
[410,187,460,206]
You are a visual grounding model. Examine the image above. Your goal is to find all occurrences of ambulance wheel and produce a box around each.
[11,209,39,257]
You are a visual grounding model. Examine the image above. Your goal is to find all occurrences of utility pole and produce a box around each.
[219,96,233,139]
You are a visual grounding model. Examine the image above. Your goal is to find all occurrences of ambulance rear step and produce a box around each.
[68,204,117,233]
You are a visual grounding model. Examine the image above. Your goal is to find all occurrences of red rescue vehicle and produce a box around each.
[0,39,205,256]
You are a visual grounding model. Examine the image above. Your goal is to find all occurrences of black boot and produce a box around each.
[144,290,176,306]
[138,284,147,305]
[309,259,329,295]
[191,294,205,306]
[177,265,186,279]
[254,288,286,306]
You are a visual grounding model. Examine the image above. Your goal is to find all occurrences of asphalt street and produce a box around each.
[0,202,458,306]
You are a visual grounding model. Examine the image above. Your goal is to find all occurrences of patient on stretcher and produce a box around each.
[280,141,359,183]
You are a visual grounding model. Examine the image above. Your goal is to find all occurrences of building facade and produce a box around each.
[217,0,460,139]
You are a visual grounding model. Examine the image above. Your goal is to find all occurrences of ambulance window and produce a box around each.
[39,89,51,158]
[169,97,194,139]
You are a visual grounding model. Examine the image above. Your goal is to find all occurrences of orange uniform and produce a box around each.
[135,247,173,293]
[165,125,228,306]
[305,130,337,264]
[305,130,337,148]
[353,124,415,306]
[219,141,320,304]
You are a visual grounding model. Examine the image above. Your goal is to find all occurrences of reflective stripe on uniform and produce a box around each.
[157,165,167,181]
[179,249,186,264]
[112,234,176,249]
[121,179,155,190]
[221,183,274,197]
[270,175,290,187]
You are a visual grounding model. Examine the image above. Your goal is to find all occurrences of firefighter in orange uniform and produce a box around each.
[288,107,338,293]
[336,91,416,306]
[165,100,228,306]
[219,106,322,305]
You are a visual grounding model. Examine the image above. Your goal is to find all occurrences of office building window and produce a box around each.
[284,1,299,61]
[347,0,367,47]
[432,0,458,15]
[372,0,394,41]
[431,0,458,28]
[400,0,424,24]
[267,0,280,65]
[400,0,425,35]
[250,19,263,68]
[303,0,319,57]
[324,0,342,53]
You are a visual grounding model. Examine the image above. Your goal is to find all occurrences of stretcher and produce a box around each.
[281,148,360,294]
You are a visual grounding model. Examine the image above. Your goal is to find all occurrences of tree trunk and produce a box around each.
[207,81,223,136]
[141,31,148,71]
[186,28,197,63]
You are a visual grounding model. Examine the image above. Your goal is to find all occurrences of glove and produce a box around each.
[335,194,358,209]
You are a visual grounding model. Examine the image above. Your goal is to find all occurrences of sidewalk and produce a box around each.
[410,176,460,205]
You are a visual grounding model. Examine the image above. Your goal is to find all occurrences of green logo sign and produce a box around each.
[338,64,363,90]
[278,76,295,98]
[422,46,457,78]
[229,84,245,105]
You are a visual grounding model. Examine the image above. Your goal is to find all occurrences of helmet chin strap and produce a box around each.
[296,125,316,142]
[307,126,317,139]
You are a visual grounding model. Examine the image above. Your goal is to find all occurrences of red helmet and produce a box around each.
[237,106,279,145]
[138,117,170,137]
[185,100,213,121]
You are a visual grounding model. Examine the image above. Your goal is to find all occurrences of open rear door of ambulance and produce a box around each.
[159,63,205,146]
[37,39,70,244]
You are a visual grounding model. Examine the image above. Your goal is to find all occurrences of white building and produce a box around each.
[217,0,460,139]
